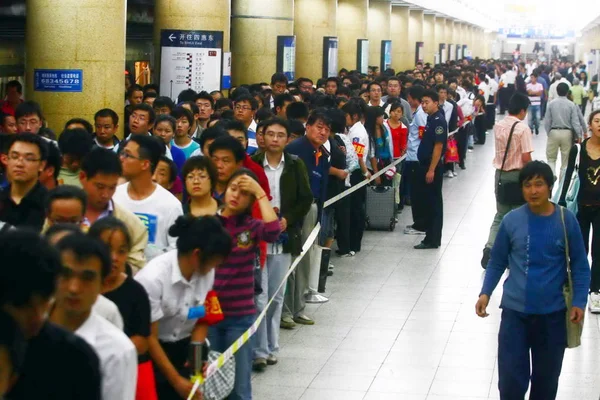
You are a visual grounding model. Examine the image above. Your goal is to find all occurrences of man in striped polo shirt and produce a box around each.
[526,73,544,135]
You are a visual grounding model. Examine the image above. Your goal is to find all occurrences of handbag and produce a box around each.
[496,121,525,205]
[559,206,584,349]
[445,137,459,163]
[554,144,581,214]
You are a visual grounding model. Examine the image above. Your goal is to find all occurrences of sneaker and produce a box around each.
[340,251,355,257]
[404,225,425,235]
[293,314,315,325]
[328,263,334,276]
[444,171,454,178]
[468,148,473,153]
[452,171,458,177]
[280,316,296,330]
[481,247,491,269]
[266,354,278,365]
[252,358,267,372]
[589,293,600,313]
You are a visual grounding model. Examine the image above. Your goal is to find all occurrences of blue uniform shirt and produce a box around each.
[285,136,329,209]
[406,106,428,162]
[417,109,447,165]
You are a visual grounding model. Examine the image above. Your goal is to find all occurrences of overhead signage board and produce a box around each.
[160,29,223,100]
[34,69,83,92]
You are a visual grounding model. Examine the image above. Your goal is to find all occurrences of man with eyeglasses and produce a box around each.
[127,103,155,139]
[367,81,385,107]
[0,133,48,231]
[297,77,315,95]
[113,135,183,260]
[233,94,259,155]
[42,185,87,229]
[251,117,313,369]
[15,101,44,134]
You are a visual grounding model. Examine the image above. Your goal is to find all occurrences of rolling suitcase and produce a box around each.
[365,185,396,231]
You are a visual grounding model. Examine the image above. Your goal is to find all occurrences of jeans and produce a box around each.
[577,205,600,292]
[254,253,292,358]
[497,308,566,400]
[485,170,522,250]
[528,104,541,133]
[208,315,255,400]
[546,129,573,181]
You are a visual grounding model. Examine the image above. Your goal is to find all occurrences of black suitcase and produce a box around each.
[365,185,396,231]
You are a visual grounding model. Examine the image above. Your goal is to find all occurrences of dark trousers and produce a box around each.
[500,84,515,114]
[405,161,427,231]
[498,309,566,400]
[474,114,486,145]
[413,163,443,246]
[334,194,351,254]
[155,338,191,400]
[400,160,411,205]
[485,103,496,130]
[577,205,600,292]
[456,126,469,166]
[349,170,366,252]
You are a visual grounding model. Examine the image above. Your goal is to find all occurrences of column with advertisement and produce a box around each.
[276,36,296,81]
[357,39,369,75]
[159,30,223,100]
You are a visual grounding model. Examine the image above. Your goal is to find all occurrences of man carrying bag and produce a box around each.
[481,93,534,269]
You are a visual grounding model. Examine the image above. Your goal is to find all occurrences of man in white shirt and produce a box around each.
[548,72,572,102]
[367,82,385,107]
[50,232,137,400]
[113,135,183,259]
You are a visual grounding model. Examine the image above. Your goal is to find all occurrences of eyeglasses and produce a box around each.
[186,173,210,182]
[8,152,41,163]
[234,105,253,112]
[119,151,142,161]
[265,132,287,140]
[130,113,148,122]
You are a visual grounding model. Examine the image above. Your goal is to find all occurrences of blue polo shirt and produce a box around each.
[406,106,428,162]
[285,136,329,208]
[417,109,447,165]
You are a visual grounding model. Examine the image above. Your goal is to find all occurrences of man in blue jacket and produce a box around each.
[476,161,590,400]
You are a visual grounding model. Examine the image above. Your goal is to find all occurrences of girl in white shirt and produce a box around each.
[135,215,232,400]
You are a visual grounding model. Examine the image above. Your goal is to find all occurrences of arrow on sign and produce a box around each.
[168,34,176,42]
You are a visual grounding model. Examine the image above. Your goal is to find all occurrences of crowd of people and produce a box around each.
[0,54,598,400]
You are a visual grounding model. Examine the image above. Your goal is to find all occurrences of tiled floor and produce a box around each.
[252,126,600,400]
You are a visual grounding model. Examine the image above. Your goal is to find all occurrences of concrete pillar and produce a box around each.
[408,9,424,66]
[25,0,126,134]
[295,0,337,81]
[231,0,293,85]
[435,16,445,63]
[154,0,231,85]
[391,6,410,71]
[367,0,391,71]
[423,13,436,64]
[337,0,368,72]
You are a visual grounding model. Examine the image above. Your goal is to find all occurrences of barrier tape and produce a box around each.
[188,224,321,399]
[187,114,483,398]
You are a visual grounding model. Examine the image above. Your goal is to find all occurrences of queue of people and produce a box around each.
[0,54,598,400]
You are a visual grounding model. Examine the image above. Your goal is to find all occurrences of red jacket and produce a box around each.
[243,154,271,268]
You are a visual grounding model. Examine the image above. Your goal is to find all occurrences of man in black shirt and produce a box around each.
[0,133,48,231]
[414,89,447,249]
[1,229,102,399]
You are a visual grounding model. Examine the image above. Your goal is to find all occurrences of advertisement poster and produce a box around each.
[323,37,339,78]
[448,44,455,61]
[222,52,231,89]
[276,36,296,81]
[159,30,223,99]
[456,44,462,60]
[416,42,424,65]
[439,43,446,64]
[381,40,392,71]
[357,39,369,74]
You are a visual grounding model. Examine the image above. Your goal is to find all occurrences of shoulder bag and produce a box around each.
[554,144,581,214]
[560,206,584,349]
[496,121,525,205]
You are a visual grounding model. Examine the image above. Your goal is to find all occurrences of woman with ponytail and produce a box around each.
[134,215,232,400]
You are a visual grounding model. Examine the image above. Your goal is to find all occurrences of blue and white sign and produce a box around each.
[222,52,232,89]
[381,40,392,71]
[282,36,296,81]
[160,30,223,99]
[34,69,82,92]
[323,37,338,78]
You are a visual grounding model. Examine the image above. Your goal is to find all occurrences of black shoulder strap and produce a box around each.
[499,121,520,177]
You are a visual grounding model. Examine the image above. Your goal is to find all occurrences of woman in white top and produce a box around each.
[135,215,232,400]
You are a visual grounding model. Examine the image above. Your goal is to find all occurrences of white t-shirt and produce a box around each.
[92,295,124,330]
[135,250,215,342]
[478,82,490,104]
[348,122,372,165]
[526,82,544,106]
[113,183,182,253]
